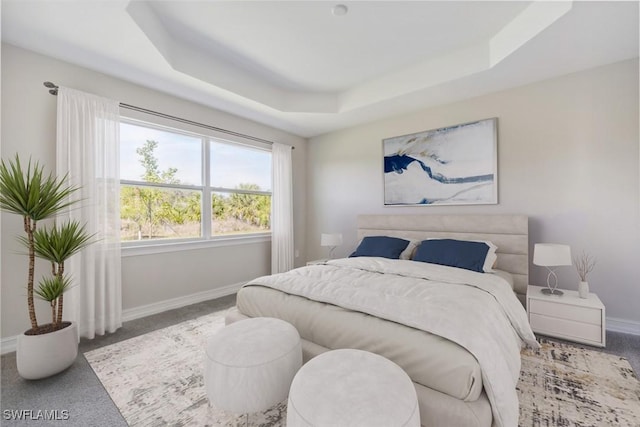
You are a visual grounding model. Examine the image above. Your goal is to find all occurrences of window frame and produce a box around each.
[119,117,272,256]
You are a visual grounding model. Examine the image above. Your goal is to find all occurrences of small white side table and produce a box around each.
[306,259,328,266]
[526,285,605,347]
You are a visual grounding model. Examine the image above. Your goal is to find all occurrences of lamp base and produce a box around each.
[540,288,564,296]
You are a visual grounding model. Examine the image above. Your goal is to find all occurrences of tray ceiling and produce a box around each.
[2,1,638,137]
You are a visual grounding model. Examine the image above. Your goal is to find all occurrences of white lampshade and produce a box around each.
[321,233,343,247]
[533,244,572,267]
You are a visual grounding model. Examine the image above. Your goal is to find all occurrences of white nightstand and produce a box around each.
[306,259,328,266]
[527,285,606,347]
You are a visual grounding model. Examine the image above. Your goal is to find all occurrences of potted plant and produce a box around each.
[0,154,93,379]
[574,251,596,299]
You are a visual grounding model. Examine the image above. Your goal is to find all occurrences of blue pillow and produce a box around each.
[413,239,490,273]
[349,236,410,259]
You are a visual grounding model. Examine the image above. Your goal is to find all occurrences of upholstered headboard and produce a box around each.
[357,214,529,304]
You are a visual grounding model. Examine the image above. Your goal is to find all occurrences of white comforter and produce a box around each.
[246,257,539,427]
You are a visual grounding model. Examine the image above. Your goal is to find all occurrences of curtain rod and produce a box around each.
[43,82,293,149]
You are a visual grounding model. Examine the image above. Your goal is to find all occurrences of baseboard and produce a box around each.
[122,282,244,323]
[606,316,640,336]
[1,283,244,356]
[1,336,17,356]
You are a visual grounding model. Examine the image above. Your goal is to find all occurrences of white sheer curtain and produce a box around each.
[56,86,122,339]
[271,143,294,274]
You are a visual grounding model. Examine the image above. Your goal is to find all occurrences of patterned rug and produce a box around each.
[518,338,640,426]
[85,311,640,427]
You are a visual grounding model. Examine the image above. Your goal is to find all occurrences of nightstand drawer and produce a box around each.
[529,299,601,325]
[530,313,602,343]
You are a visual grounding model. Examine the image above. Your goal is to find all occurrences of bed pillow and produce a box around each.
[399,240,420,260]
[413,239,495,273]
[482,241,498,273]
[349,236,411,259]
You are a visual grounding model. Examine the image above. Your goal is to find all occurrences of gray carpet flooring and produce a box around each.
[2,293,639,427]
[1,294,236,427]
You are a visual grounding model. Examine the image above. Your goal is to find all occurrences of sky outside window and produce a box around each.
[120,122,202,185]
[210,141,272,191]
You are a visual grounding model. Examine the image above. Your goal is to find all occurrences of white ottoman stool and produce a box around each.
[205,317,302,415]
[287,349,420,427]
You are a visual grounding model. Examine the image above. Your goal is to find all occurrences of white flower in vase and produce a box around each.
[574,251,596,299]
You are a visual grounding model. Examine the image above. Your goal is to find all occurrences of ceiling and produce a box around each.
[2,1,638,138]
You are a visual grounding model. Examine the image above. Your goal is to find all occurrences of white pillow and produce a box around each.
[482,241,498,273]
[399,240,420,260]
[490,269,514,289]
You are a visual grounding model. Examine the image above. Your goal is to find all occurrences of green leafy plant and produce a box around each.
[34,276,72,330]
[0,154,93,334]
[31,220,94,328]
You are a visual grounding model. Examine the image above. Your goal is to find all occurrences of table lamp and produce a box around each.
[321,233,342,259]
[533,243,572,296]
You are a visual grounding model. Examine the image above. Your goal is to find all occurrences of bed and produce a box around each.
[226,214,538,427]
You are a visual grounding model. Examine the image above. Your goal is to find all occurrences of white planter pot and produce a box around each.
[578,281,590,299]
[17,322,78,380]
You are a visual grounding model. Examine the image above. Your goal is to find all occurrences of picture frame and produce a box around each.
[383,118,498,206]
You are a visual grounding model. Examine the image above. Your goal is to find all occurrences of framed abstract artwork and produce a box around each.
[383,118,498,206]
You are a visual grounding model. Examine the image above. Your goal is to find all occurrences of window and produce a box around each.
[120,120,272,246]
[210,141,272,235]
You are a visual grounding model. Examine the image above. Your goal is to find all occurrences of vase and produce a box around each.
[578,281,589,299]
[17,322,78,380]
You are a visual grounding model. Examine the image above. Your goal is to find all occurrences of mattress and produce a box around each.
[237,285,483,401]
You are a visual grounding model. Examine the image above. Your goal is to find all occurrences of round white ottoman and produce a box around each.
[205,317,302,414]
[287,349,420,427]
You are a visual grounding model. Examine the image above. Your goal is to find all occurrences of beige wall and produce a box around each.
[1,44,308,339]
[2,43,638,338]
[307,59,640,328]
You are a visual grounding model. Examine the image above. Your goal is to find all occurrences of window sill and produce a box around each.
[121,234,271,257]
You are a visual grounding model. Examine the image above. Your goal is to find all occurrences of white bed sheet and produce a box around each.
[238,285,483,400]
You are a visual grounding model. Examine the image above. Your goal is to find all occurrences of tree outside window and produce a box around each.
[120,121,271,243]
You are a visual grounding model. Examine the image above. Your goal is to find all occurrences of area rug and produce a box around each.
[84,310,284,427]
[518,338,640,426]
[85,311,640,427]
